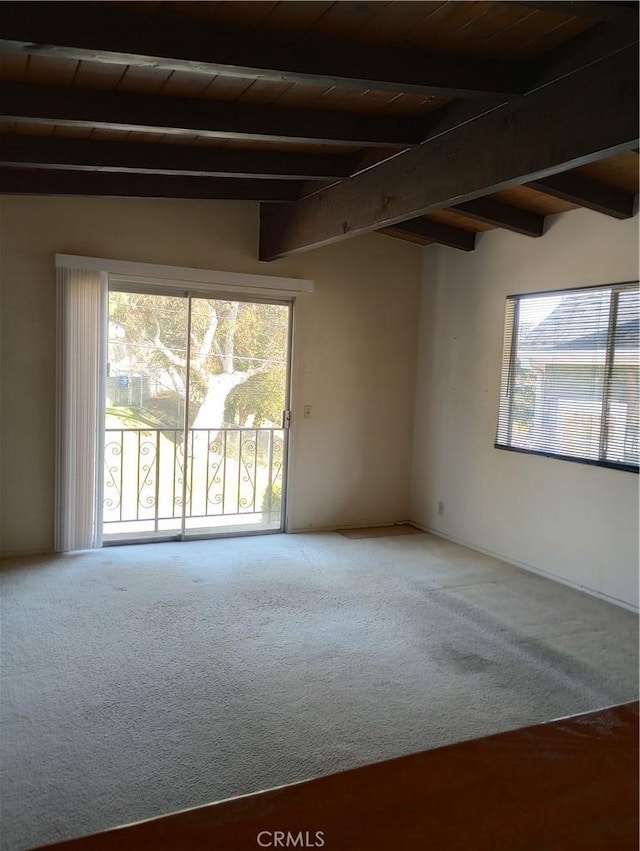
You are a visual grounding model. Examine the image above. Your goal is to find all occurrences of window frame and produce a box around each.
[495,280,639,474]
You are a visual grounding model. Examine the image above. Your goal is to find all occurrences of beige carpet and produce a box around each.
[1,531,638,850]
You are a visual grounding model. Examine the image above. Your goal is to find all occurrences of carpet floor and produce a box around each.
[1,531,638,850]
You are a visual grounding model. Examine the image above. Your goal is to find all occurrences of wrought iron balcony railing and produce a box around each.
[103,426,284,532]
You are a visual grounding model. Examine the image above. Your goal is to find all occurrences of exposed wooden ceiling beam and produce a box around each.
[380,219,476,251]
[0,82,421,149]
[0,1,525,98]
[500,2,639,25]
[259,45,638,259]
[525,20,638,90]
[451,199,545,237]
[0,135,355,181]
[413,20,637,149]
[0,168,303,201]
[526,173,637,218]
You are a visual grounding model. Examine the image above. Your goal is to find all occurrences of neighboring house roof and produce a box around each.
[560,318,639,352]
[522,291,639,353]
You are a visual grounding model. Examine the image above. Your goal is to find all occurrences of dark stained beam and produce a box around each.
[451,198,545,237]
[259,45,638,259]
[0,82,421,148]
[417,20,638,145]
[500,2,639,25]
[0,167,302,201]
[526,173,637,218]
[0,135,356,181]
[0,1,525,98]
[379,219,476,251]
[525,19,639,91]
[417,98,509,148]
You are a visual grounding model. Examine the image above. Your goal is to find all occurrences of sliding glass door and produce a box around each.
[103,288,291,543]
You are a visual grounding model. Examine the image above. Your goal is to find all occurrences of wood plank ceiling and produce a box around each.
[0,0,637,259]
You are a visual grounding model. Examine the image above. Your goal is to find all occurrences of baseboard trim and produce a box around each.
[287,520,413,535]
[0,547,53,559]
[409,522,639,614]
[0,522,416,556]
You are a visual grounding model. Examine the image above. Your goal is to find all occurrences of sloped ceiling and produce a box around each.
[0,0,637,259]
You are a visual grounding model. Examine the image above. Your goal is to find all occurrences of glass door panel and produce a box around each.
[103,291,291,543]
[183,297,290,537]
[104,291,188,542]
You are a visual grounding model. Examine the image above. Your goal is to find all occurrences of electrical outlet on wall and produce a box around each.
[438,501,445,516]
[303,405,312,419]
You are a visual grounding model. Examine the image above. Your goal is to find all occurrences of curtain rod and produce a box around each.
[55,254,314,293]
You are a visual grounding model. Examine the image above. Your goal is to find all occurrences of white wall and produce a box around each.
[0,196,422,555]
[411,207,639,610]
[4,195,637,610]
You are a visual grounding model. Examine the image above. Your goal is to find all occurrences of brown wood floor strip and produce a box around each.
[38,701,639,851]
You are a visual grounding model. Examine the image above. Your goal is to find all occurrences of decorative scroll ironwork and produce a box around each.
[205,435,225,510]
[104,435,123,516]
[103,426,285,531]
[137,435,158,511]
[239,433,257,511]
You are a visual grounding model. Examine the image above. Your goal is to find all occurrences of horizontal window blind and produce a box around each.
[496,282,639,472]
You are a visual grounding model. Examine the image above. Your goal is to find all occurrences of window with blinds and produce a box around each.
[496,282,639,473]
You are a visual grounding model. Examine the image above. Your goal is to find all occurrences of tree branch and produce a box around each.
[151,315,188,370]
[223,301,240,374]
[165,365,186,397]
[227,361,272,389]
[192,307,219,370]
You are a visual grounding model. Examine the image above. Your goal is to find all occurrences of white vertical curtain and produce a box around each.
[55,266,108,551]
